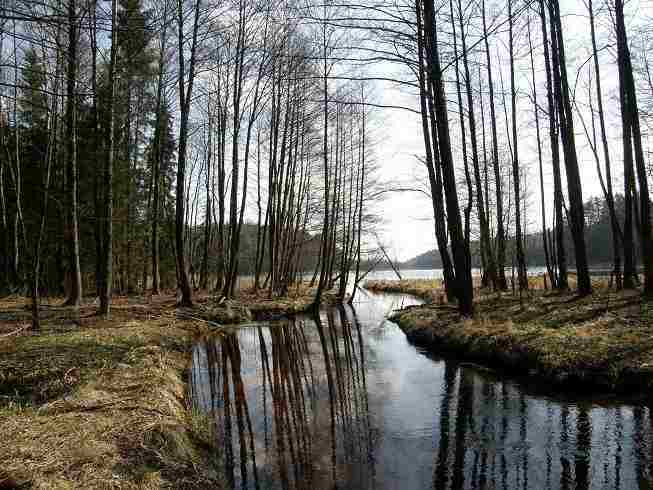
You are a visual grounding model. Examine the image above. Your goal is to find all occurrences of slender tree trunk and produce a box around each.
[457,0,497,290]
[200,109,212,291]
[509,0,528,291]
[100,0,118,317]
[32,35,61,329]
[615,0,653,294]
[528,19,555,289]
[349,93,366,304]
[314,4,331,308]
[175,0,202,306]
[449,0,473,265]
[90,0,103,297]
[550,0,591,295]
[150,2,168,295]
[416,0,454,301]
[539,0,568,289]
[424,0,473,315]
[482,0,507,290]
[63,0,83,306]
[588,0,621,289]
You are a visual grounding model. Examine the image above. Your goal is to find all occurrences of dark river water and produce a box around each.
[190,290,653,489]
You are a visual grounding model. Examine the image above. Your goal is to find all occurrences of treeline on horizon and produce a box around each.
[403,194,643,271]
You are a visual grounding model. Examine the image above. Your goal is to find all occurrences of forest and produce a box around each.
[1,0,652,320]
[3,0,653,487]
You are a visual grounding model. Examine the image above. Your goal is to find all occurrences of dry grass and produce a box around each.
[0,296,224,489]
[364,279,445,303]
[0,283,337,488]
[192,282,343,324]
[379,280,653,395]
[365,274,615,304]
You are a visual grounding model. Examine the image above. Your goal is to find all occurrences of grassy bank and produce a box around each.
[364,279,444,302]
[0,295,224,489]
[192,285,342,324]
[371,279,653,396]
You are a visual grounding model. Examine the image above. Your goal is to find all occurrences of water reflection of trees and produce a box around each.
[193,304,375,489]
[429,365,652,490]
[191,304,653,490]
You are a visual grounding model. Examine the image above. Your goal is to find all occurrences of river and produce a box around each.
[190,289,652,489]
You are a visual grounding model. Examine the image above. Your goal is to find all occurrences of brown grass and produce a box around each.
[0,295,224,489]
[364,273,610,304]
[191,282,343,324]
[375,279,653,395]
[364,279,445,303]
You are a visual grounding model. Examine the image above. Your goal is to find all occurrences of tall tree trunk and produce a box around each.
[175,0,202,306]
[550,0,591,295]
[416,0,454,301]
[588,0,622,289]
[509,0,528,291]
[349,92,366,304]
[313,3,331,308]
[449,0,473,266]
[200,116,212,291]
[482,0,507,290]
[32,33,61,329]
[528,19,555,289]
[457,0,497,290]
[100,0,118,317]
[90,0,103,297]
[539,0,568,289]
[615,0,653,294]
[151,1,169,295]
[423,0,474,315]
[63,0,83,306]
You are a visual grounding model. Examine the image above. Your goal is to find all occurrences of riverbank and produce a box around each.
[369,279,653,396]
[0,285,340,488]
[364,278,444,302]
[0,295,227,489]
[193,285,342,323]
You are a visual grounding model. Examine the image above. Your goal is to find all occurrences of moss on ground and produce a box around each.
[376,279,653,396]
[0,296,224,489]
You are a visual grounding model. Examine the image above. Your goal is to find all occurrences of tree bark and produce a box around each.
[174,0,202,306]
[509,0,528,291]
[528,19,554,289]
[482,0,507,290]
[423,0,474,315]
[615,0,651,291]
[63,0,83,306]
[457,0,497,290]
[100,0,118,317]
[588,0,621,289]
[550,0,591,295]
[416,0,454,301]
[539,0,567,289]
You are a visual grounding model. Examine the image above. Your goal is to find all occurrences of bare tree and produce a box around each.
[174,0,202,306]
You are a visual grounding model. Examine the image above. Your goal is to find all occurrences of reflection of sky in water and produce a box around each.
[190,291,653,489]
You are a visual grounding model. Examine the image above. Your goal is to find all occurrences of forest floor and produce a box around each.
[0,286,327,489]
[0,295,226,489]
[366,277,653,397]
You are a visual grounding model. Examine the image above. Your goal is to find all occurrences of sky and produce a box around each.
[363,0,652,262]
